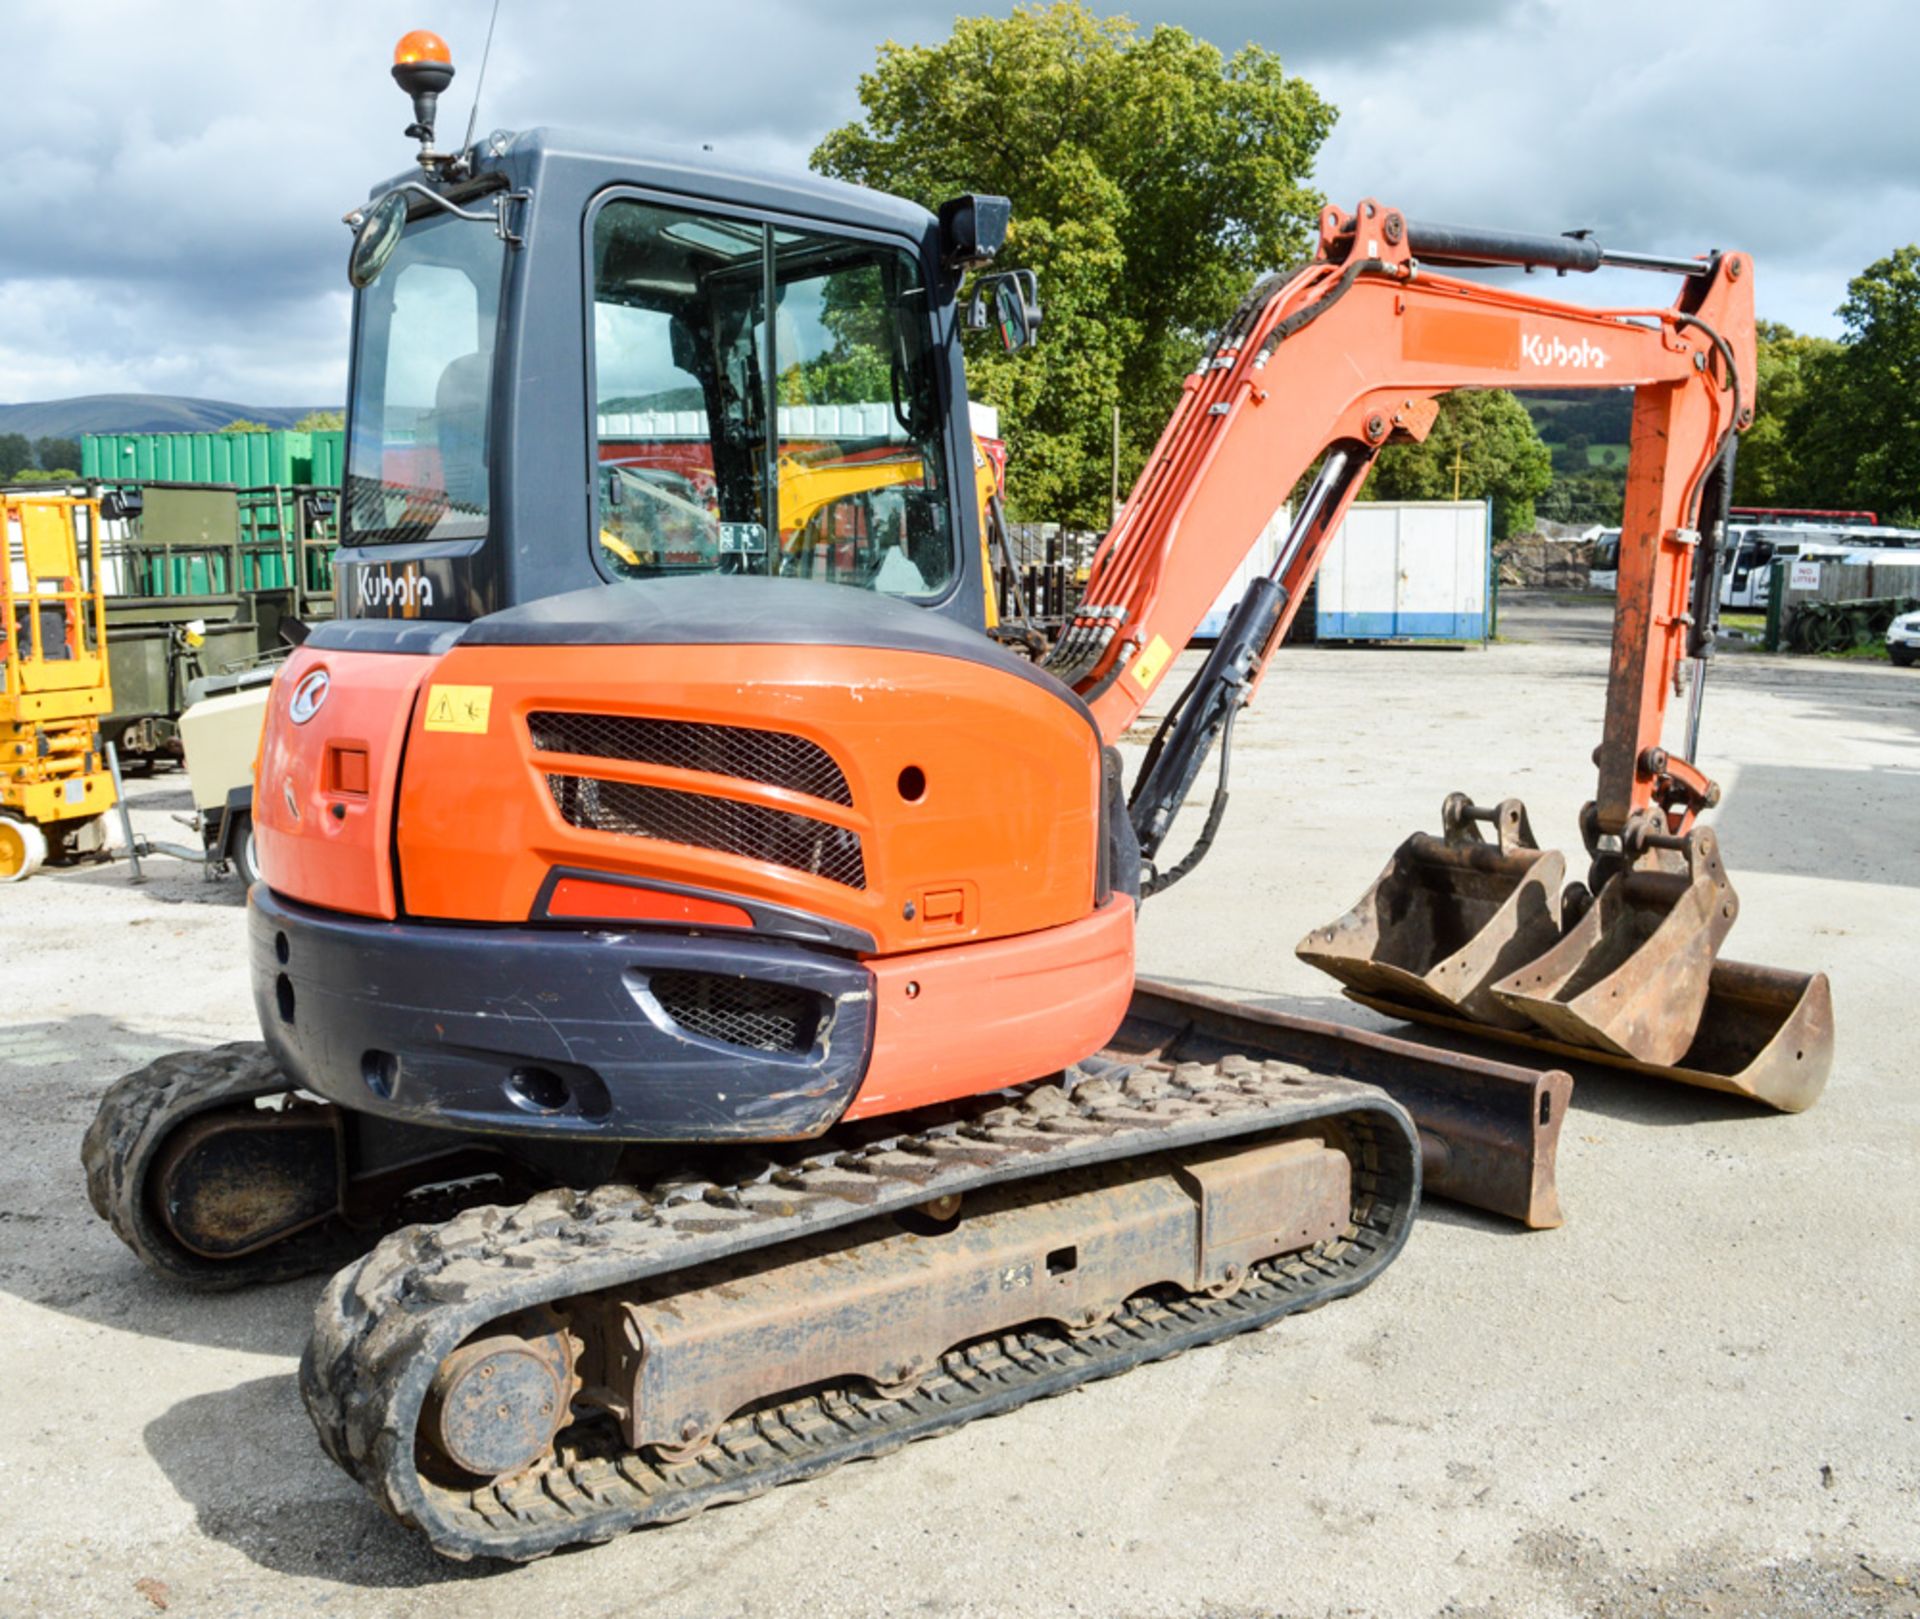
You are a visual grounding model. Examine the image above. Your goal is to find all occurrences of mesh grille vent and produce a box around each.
[545,775,867,890]
[650,971,827,1054]
[528,712,852,806]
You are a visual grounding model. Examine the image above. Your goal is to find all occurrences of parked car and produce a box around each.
[1888,607,1920,667]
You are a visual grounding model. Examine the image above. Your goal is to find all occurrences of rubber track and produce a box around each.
[80,1042,364,1289]
[302,1056,1420,1561]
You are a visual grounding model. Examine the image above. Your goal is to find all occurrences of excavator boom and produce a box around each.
[1059,198,1823,1101]
[1056,200,1750,832]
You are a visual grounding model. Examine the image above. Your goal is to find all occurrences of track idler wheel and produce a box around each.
[1296,794,1565,1029]
[420,1311,580,1482]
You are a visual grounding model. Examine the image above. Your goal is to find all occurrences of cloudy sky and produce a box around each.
[2,0,1912,405]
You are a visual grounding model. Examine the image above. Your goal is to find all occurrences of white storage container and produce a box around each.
[1315,500,1490,642]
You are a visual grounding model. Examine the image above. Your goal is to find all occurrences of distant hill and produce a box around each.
[0,395,342,439]
[1518,387,1633,446]
[600,386,706,416]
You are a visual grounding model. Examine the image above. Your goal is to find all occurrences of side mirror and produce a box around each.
[100,488,144,522]
[938,194,1011,272]
[966,269,1042,353]
[279,616,312,648]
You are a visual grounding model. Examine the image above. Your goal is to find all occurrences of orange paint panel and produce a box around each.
[253,649,433,925]
[847,895,1136,1119]
[545,877,753,929]
[328,745,370,795]
[254,647,433,919]
[396,641,1103,954]
[1078,244,1754,745]
[1402,306,1520,370]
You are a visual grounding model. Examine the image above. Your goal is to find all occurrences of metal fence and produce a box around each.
[998,523,1102,625]
[1765,557,1920,652]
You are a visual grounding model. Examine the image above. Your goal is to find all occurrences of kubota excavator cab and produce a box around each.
[248,118,1142,1144]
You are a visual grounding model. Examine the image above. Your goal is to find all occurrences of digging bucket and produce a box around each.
[1296,795,1565,1030]
[1490,825,1737,1068]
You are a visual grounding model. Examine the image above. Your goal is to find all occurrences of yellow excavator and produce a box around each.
[598,434,1008,621]
[1,492,118,880]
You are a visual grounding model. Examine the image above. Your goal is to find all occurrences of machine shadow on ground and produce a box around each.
[0,1016,326,1355]
[0,1013,207,1089]
[143,1376,497,1590]
[6,1230,328,1358]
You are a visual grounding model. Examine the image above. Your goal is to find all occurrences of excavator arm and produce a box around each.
[1059,202,1825,1106]
[1054,200,1753,852]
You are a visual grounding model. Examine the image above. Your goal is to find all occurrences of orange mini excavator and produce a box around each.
[85,32,1829,1561]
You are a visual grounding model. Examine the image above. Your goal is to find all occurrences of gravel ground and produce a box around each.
[1,593,1915,1618]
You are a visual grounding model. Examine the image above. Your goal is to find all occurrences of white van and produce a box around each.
[1588,529,1621,592]
[1721,523,1920,609]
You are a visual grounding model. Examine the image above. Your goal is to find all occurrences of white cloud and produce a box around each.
[0,0,1909,405]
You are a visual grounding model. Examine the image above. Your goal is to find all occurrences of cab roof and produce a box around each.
[372,125,938,246]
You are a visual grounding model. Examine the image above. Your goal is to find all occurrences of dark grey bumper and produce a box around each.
[249,888,874,1142]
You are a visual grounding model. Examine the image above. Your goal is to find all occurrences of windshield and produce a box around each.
[344,209,505,546]
[591,197,953,598]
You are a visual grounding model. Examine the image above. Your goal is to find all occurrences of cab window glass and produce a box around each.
[590,199,951,597]
[345,210,504,545]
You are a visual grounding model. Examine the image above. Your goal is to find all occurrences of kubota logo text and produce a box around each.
[1522,334,1611,369]
[356,568,435,610]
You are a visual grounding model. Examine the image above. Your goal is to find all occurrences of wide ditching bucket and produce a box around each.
[1296,795,1564,1030]
[1338,959,1832,1113]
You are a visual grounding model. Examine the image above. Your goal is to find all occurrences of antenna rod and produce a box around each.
[461,0,506,161]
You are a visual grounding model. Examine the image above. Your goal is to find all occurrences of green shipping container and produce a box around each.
[312,430,344,487]
[82,429,345,490]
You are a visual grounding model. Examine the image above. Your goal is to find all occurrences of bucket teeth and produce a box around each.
[1487,825,1737,1067]
[1296,795,1566,1030]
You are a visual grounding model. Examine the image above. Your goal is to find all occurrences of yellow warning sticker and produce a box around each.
[423,684,493,734]
[1131,635,1173,691]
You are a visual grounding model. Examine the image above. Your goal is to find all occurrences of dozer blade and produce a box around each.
[1296,794,1565,1031]
[1341,957,1832,1114]
[1490,826,1736,1068]
[1115,980,1570,1228]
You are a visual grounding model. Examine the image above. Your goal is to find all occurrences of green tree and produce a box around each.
[1537,470,1624,527]
[33,435,81,473]
[813,2,1333,524]
[1791,247,1920,520]
[1732,320,1841,507]
[0,433,32,480]
[1365,390,1553,539]
[1550,431,1590,476]
[218,418,270,433]
[779,262,897,405]
[294,409,345,431]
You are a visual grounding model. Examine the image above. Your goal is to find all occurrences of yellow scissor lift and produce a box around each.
[1,492,117,880]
